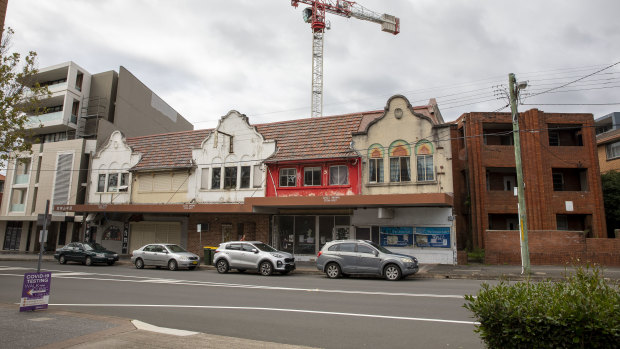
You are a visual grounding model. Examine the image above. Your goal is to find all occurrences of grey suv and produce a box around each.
[213,241,296,276]
[316,240,419,281]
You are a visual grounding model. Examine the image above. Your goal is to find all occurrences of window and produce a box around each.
[119,173,129,192]
[389,140,411,182]
[329,165,348,185]
[557,215,568,230]
[211,168,221,189]
[279,168,296,187]
[390,157,411,182]
[108,173,118,192]
[357,244,375,254]
[304,167,321,186]
[549,131,560,146]
[253,165,262,188]
[200,168,209,189]
[75,72,83,91]
[338,243,356,252]
[224,166,237,189]
[240,166,250,188]
[606,141,620,160]
[71,100,79,123]
[369,158,384,183]
[97,174,106,192]
[417,155,434,181]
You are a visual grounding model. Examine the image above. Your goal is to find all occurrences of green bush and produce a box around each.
[463,266,620,348]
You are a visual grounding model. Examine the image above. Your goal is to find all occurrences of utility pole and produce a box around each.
[37,200,50,273]
[508,73,530,275]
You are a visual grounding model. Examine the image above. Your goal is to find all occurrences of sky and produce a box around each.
[6,0,620,129]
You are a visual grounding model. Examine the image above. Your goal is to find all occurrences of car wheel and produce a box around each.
[259,261,273,276]
[107,261,115,266]
[384,264,402,281]
[216,259,229,274]
[59,255,67,264]
[168,259,178,271]
[188,266,196,270]
[85,256,93,266]
[237,269,246,273]
[135,258,144,269]
[325,262,342,279]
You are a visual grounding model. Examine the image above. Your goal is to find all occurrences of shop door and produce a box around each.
[333,226,351,240]
[3,221,22,250]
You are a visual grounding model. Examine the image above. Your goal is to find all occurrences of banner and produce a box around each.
[380,227,413,247]
[415,227,451,248]
[20,272,51,312]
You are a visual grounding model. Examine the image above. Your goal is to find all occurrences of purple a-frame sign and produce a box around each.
[20,272,51,312]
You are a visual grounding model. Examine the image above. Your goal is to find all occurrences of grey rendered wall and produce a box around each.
[112,66,193,139]
[88,70,118,122]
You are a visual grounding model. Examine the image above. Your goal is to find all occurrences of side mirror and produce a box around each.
[252,249,259,254]
[374,251,379,257]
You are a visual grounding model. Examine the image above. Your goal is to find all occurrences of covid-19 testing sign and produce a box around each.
[20,272,51,312]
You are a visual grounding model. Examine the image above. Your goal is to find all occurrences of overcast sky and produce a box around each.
[6,0,620,129]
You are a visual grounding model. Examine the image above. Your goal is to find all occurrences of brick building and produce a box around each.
[451,109,618,265]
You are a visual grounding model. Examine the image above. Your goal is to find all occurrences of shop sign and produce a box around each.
[20,272,51,312]
[415,227,451,248]
[380,227,413,247]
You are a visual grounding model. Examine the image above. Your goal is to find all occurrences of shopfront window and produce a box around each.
[294,216,315,255]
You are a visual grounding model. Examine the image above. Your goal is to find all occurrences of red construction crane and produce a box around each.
[290,0,400,117]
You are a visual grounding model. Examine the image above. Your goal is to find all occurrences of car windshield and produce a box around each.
[367,241,393,254]
[166,245,187,253]
[253,243,277,252]
[83,242,106,251]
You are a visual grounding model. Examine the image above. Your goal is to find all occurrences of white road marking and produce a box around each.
[0,266,468,299]
[131,319,198,336]
[53,303,480,325]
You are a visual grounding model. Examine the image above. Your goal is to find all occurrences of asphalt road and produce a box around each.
[0,261,490,348]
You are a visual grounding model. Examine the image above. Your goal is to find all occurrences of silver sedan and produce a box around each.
[131,244,200,271]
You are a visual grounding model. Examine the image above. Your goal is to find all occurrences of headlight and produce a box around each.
[95,253,105,258]
[113,254,118,258]
[400,257,413,263]
[270,253,284,258]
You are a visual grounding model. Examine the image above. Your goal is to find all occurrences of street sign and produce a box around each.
[20,272,52,312]
[39,230,48,243]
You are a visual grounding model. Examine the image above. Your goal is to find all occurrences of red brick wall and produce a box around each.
[485,230,620,266]
[186,214,271,256]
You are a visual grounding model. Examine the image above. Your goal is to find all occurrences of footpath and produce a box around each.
[1,252,619,349]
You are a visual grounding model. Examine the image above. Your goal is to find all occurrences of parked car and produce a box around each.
[131,243,200,271]
[213,241,295,276]
[54,242,119,266]
[316,240,419,281]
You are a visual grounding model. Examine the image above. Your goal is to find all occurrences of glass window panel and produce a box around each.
[253,165,262,188]
[279,168,296,187]
[294,216,316,255]
[240,166,250,188]
[97,174,106,192]
[319,216,334,249]
[211,168,221,189]
[304,167,321,186]
[108,173,118,192]
[224,167,237,189]
[277,216,295,253]
[329,165,348,185]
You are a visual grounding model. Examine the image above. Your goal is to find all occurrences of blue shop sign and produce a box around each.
[415,227,451,248]
[380,227,413,247]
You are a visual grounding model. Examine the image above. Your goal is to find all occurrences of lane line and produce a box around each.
[52,303,480,325]
[0,267,469,299]
[131,319,198,336]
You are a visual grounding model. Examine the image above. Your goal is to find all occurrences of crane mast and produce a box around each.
[291,0,400,117]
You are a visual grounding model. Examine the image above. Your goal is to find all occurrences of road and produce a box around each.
[0,261,490,348]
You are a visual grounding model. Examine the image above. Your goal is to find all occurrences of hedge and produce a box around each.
[464,266,620,348]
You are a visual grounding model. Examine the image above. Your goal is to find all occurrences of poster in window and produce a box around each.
[414,227,450,248]
[380,227,413,247]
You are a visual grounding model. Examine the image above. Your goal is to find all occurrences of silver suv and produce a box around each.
[213,241,296,276]
[316,240,419,281]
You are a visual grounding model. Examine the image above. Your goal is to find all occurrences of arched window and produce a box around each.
[415,140,434,181]
[368,144,384,183]
[389,140,411,182]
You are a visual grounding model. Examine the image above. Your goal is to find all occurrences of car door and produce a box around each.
[141,245,156,266]
[239,243,261,269]
[336,243,358,274]
[151,245,168,266]
[73,243,86,262]
[356,243,382,274]
[64,243,77,261]
[225,243,243,268]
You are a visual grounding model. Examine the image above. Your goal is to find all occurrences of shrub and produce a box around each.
[463,266,620,348]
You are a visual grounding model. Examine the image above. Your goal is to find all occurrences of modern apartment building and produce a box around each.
[0,61,193,252]
[451,109,615,265]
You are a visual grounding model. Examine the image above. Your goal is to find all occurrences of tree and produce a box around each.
[601,170,620,238]
[0,27,49,168]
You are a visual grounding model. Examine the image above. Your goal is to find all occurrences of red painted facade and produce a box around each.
[265,158,361,197]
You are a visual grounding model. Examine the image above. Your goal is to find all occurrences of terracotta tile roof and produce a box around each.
[596,128,620,145]
[256,111,383,162]
[127,129,211,171]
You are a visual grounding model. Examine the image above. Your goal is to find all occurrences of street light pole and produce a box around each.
[508,73,531,275]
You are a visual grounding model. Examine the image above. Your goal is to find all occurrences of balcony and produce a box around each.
[10,203,25,212]
[13,174,29,185]
[27,111,63,125]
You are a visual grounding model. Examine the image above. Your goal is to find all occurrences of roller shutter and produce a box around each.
[129,222,181,251]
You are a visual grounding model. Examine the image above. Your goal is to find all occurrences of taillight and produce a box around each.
[317,251,322,257]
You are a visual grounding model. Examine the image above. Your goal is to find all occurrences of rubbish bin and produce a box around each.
[203,246,217,265]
